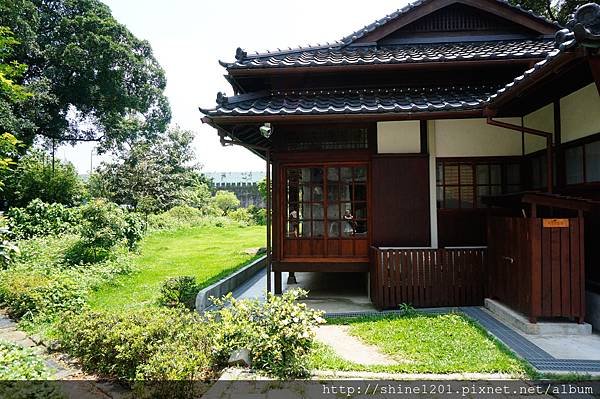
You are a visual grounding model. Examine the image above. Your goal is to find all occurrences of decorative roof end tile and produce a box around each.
[235,47,247,61]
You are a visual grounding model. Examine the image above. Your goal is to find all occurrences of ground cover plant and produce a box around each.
[209,290,325,379]
[309,313,531,376]
[56,290,322,397]
[0,339,52,380]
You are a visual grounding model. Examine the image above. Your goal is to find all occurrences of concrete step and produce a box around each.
[484,298,592,336]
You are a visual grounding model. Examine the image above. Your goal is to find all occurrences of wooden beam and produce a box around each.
[589,56,600,95]
[420,120,429,154]
[227,58,543,77]
[205,109,483,125]
[273,261,369,273]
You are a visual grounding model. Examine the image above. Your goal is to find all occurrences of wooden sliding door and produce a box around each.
[281,163,369,261]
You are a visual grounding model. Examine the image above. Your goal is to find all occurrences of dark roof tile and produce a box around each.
[200,85,498,117]
[222,40,555,70]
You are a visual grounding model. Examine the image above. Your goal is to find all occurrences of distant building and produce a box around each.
[205,171,265,208]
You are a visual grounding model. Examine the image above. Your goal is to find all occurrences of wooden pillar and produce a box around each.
[274,271,282,294]
[589,56,600,95]
[578,213,585,323]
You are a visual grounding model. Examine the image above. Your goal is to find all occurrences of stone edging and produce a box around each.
[195,255,266,312]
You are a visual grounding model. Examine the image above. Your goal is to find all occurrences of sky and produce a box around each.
[57,0,411,174]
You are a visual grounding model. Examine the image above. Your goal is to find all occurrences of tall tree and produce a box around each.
[508,0,600,25]
[0,0,171,151]
[89,127,209,212]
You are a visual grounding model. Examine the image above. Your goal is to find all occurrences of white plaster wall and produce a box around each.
[428,120,438,249]
[377,121,421,153]
[434,118,523,157]
[524,103,554,154]
[561,83,600,143]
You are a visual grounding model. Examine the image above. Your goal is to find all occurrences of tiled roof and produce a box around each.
[488,3,600,105]
[200,85,499,117]
[222,40,555,70]
[339,0,560,46]
[223,0,561,68]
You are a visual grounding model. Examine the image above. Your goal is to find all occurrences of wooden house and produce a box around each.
[200,0,600,326]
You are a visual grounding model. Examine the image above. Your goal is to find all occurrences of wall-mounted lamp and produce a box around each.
[259,123,273,139]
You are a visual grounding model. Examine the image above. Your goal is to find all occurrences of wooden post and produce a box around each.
[578,210,586,324]
[266,149,272,294]
[530,218,541,323]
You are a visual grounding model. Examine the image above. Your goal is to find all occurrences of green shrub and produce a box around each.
[73,200,144,263]
[57,308,215,386]
[148,206,229,231]
[213,191,240,215]
[247,205,266,226]
[7,199,80,240]
[0,270,87,320]
[227,208,253,226]
[209,289,325,379]
[158,276,199,310]
[0,226,19,269]
[3,150,86,208]
[0,339,52,380]
[123,212,147,250]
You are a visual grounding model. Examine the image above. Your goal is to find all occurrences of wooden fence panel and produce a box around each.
[370,247,486,310]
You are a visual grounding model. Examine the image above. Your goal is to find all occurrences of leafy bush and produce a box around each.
[158,276,199,310]
[209,289,325,379]
[247,205,266,226]
[123,212,147,250]
[72,200,144,262]
[148,206,229,231]
[0,270,87,320]
[0,339,52,380]
[175,183,212,210]
[3,150,86,208]
[1,234,133,321]
[7,199,80,239]
[57,308,215,388]
[0,226,19,268]
[213,191,240,215]
[227,208,253,226]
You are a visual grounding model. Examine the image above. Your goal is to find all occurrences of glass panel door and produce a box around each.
[283,164,368,259]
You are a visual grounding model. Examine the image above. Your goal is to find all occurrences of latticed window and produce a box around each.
[436,159,521,209]
[284,127,369,151]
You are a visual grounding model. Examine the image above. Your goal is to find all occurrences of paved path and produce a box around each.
[314,325,397,366]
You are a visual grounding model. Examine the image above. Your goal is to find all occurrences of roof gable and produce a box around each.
[343,0,560,46]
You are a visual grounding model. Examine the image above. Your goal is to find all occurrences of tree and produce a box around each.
[0,27,28,189]
[0,0,171,150]
[507,0,600,25]
[89,127,209,212]
[2,149,85,207]
[213,191,241,215]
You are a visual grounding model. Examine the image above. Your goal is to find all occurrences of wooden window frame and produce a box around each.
[279,161,371,261]
[436,157,523,210]
[562,132,600,187]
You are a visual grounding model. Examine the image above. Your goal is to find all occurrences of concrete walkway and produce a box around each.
[233,269,376,313]
[314,325,397,366]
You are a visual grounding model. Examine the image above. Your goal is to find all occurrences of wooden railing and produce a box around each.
[370,247,487,310]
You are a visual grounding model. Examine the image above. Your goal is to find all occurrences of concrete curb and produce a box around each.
[196,255,266,312]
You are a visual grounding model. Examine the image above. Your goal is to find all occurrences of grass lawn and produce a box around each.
[87,224,265,310]
[310,313,532,376]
